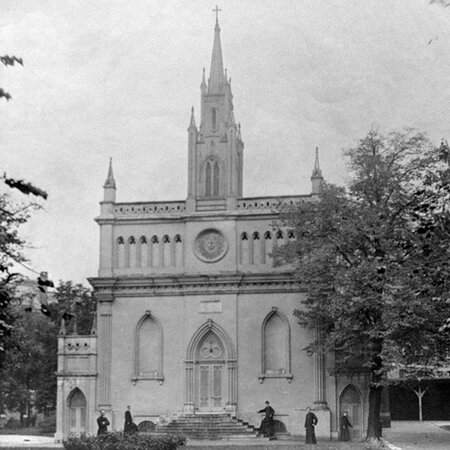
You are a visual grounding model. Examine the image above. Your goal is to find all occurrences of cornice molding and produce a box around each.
[88,272,303,298]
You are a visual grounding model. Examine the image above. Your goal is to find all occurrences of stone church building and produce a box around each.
[56,15,369,441]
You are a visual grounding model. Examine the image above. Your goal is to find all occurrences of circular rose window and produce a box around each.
[194,228,228,263]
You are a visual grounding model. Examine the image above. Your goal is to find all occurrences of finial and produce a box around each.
[90,313,97,335]
[213,5,221,26]
[189,106,196,128]
[59,318,66,335]
[72,316,78,335]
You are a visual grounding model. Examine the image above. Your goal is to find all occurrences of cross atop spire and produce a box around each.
[213,5,221,25]
[208,6,225,93]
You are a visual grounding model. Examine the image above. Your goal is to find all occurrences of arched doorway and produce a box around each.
[339,385,363,440]
[68,388,86,435]
[185,320,237,414]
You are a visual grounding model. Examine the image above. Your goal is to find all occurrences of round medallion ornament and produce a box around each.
[194,228,228,263]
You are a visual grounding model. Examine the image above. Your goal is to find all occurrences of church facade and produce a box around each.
[55,16,369,441]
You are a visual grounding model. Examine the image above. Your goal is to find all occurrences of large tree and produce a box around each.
[277,129,450,439]
[0,281,95,419]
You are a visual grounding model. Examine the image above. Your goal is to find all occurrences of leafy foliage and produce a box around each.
[63,432,186,450]
[277,129,450,437]
[0,54,23,101]
[0,188,41,355]
[0,282,95,417]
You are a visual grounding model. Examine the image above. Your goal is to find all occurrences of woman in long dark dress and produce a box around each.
[304,407,318,444]
[124,405,137,433]
[339,411,353,441]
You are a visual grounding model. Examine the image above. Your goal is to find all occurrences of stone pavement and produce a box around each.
[382,421,450,450]
[0,434,370,449]
[0,434,61,448]
[186,438,365,449]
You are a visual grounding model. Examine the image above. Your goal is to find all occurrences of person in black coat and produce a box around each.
[304,407,318,444]
[339,411,353,441]
[97,410,110,435]
[257,401,275,437]
[124,405,137,434]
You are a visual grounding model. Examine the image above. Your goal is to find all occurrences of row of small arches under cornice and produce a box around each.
[238,230,295,266]
[240,230,295,241]
[116,234,183,269]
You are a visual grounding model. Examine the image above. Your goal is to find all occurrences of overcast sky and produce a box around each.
[1,0,450,285]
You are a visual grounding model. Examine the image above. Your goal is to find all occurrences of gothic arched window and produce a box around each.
[127,236,136,268]
[211,107,217,130]
[262,231,272,264]
[162,235,171,267]
[133,311,163,383]
[240,232,249,265]
[213,162,220,196]
[139,236,148,268]
[117,237,125,268]
[68,388,87,435]
[260,308,292,382]
[205,162,212,197]
[252,232,261,265]
[151,235,159,267]
[174,234,183,267]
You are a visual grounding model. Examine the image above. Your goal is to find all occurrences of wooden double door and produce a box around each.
[197,363,224,411]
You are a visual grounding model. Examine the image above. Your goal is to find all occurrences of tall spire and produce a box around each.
[208,6,225,94]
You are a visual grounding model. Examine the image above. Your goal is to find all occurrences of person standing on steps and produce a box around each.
[304,407,318,444]
[257,400,275,438]
[339,411,353,441]
[97,409,110,435]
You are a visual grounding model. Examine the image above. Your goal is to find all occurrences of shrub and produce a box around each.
[37,415,56,434]
[5,417,21,430]
[365,437,384,450]
[63,432,186,450]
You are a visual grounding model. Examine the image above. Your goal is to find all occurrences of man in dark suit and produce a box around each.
[97,410,110,435]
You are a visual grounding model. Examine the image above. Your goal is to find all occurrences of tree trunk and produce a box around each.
[366,384,382,439]
[413,385,428,422]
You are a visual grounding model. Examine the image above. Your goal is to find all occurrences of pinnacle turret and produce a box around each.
[311,147,323,194]
[103,158,116,203]
[189,106,197,129]
[104,158,116,189]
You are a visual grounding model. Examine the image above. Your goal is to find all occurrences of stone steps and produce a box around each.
[155,413,261,440]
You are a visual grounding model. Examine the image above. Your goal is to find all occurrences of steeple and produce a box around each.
[311,147,324,195]
[208,7,225,94]
[187,8,244,212]
[103,158,116,202]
